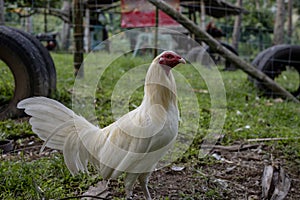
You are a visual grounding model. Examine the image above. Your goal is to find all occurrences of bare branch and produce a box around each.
[18,7,70,23]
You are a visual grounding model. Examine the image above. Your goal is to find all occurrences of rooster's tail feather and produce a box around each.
[18,97,76,149]
[17,97,103,175]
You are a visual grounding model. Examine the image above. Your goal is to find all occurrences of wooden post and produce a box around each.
[84,7,90,52]
[200,0,205,30]
[25,16,33,33]
[61,0,71,51]
[154,6,159,58]
[44,0,51,33]
[44,3,48,32]
[73,0,84,77]
[273,0,285,45]
[147,0,299,103]
[287,0,293,44]
[0,0,5,25]
[232,0,243,51]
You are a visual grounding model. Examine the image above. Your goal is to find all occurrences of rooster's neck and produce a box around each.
[143,62,177,110]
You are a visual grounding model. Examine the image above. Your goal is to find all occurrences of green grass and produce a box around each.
[0,52,300,198]
[0,154,102,199]
[223,72,300,141]
[0,60,14,106]
[275,67,300,93]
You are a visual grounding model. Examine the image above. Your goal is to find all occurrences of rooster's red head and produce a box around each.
[158,51,186,69]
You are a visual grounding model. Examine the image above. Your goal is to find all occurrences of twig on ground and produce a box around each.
[58,195,107,200]
[201,144,262,152]
[247,137,300,142]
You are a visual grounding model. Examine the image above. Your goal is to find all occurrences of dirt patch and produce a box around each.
[0,135,57,161]
[1,136,300,199]
[84,143,300,199]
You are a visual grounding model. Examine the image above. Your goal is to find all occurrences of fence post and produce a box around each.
[73,0,84,78]
[0,0,5,25]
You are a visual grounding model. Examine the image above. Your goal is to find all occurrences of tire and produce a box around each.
[7,27,57,96]
[0,26,50,119]
[251,47,273,68]
[250,45,300,97]
[248,47,272,83]
[186,46,209,65]
[205,42,239,70]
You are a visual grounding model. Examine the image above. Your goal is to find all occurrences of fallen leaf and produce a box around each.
[261,165,291,200]
[171,166,185,171]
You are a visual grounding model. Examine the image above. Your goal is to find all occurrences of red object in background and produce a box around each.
[121,0,180,28]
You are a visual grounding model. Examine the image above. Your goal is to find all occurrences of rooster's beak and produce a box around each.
[179,58,186,64]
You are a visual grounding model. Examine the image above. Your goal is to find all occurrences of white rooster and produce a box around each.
[17,51,186,199]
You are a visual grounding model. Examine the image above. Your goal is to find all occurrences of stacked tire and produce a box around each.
[250,45,300,98]
[186,42,238,70]
[0,26,56,120]
[205,42,239,70]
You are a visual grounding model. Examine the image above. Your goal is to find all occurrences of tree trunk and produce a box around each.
[44,7,48,33]
[287,0,293,44]
[73,0,84,77]
[273,0,285,45]
[84,8,90,52]
[61,0,71,50]
[255,0,260,10]
[232,0,243,51]
[200,0,205,30]
[147,0,299,103]
[62,22,71,50]
[25,16,33,33]
[0,0,5,25]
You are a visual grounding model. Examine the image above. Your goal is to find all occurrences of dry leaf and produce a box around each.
[261,165,291,200]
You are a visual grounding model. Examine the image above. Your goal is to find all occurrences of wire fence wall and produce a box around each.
[1,0,300,98]
[2,1,299,56]
[1,2,300,199]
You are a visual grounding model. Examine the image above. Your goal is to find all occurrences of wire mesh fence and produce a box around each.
[1,1,300,199]
[1,0,298,55]
[1,0,300,107]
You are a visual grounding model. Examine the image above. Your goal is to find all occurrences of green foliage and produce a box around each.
[218,0,275,58]
[32,14,63,34]
[242,2,273,31]
[0,119,33,140]
[220,70,300,142]
[0,154,102,199]
[0,60,14,106]
[50,52,75,107]
[238,4,273,57]
[295,0,300,15]
[5,0,62,9]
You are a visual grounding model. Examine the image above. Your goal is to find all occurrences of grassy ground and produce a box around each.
[0,52,299,199]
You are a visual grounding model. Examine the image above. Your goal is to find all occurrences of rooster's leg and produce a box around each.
[138,172,152,200]
[124,173,139,199]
